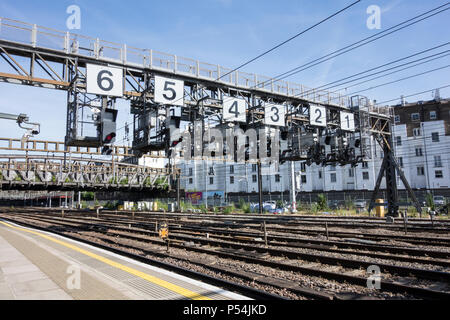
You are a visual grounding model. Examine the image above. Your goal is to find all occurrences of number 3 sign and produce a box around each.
[86,64,123,97]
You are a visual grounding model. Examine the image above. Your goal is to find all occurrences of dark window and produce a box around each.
[252,164,257,173]
[230,165,234,174]
[394,115,400,123]
[188,168,193,177]
[417,167,425,176]
[330,173,336,183]
[275,174,281,183]
[434,156,442,167]
[252,175,257,183]
[396,136,402,146]
[432,132,439,142]
[363,172,369,180]
[300,163,306,172]
[209,177,214,185]
[189,178,193,184]
[230,176,234,184]
[398,157,404,168]
[435,171,443,178]
[430,111,437,120]
[411,113,420,121]
[349,169,354,177]
[362,162,369,169]
[209,167,215,175]
[319,171,322,179]
[301,175,307,184]
[415,148,423,157]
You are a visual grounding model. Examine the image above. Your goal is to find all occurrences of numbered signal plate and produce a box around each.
[309,104,327,127]
[340,111,355,131]
[223,97,247,123]
[86,64,123,97]
[155,76,185,106]
[265,104,285,126]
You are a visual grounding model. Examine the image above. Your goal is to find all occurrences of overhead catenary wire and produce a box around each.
[113,3,450,143]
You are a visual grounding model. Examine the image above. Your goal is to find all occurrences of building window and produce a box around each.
[189,178,193,184]
[319,171,322,179]
[330,173,336,183]
[398,157,404,168]
[301,175,307,184]
[362,162,369,169]
[252,164,257,173]
[275,174,281,183]
[435,170,443,179]
[434,155,442,167]
[330,164,336,172]
[415,148,423,157]
[411,113,420,121]
[300,163,306,172]
[362,172,369,180]
[430,111,437,120]
[396,136,402,146]
[188,168,193,177]
[230,165,234,174]
[252,175,257,183]
[394,115,400,123]
[209,167,215,175]
[432,132,440,142]
[349,169,354,177]
[417,166,425,176]
[209,177,214,185]
[230,176,234,184]
[413,128,421,137]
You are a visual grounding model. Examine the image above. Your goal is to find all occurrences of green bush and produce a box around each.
[223,205,235,214]
[317,194,328,211]
[426,193,435,211]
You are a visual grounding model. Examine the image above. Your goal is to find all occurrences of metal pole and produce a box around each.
[290,161,297,213]
[258,161,263,215]
[263,220,268,247]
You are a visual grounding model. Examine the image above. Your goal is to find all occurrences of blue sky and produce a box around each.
[0,0,449,142]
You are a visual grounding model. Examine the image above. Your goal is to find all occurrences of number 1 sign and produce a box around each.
[86,64,124,97]
[340,111,355,131]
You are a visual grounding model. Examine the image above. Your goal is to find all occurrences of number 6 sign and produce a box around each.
[86,64,123,97]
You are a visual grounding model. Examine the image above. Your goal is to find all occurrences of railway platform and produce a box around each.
[0,220,249,300]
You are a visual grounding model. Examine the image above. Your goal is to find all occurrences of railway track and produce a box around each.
[1,209,449,300]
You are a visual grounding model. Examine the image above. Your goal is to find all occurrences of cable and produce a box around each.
[347,64,450,96]
[375,85,450,105]
[218,0,362,82]
[299,43,450,95]
[261,3,450,88]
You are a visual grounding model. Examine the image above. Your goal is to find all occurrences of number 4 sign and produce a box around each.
[86,64,123,97]
[223,97,246,123]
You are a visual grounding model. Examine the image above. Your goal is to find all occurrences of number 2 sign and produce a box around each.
[309,105,326,127]
[154,76,184,106]
[86,64,123,97]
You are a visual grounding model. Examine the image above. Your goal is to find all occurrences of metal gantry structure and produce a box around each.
[0,17,422,216]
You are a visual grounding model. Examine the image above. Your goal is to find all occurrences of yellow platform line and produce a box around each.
[0,221,212,300]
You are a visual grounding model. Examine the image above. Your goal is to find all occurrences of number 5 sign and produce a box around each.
[86,64,123,97]
[155,76,184,106]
